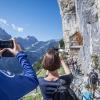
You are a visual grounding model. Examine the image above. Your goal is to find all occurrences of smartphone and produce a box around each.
[0,40,14,48]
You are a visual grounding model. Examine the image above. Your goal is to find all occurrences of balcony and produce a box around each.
[70,41,82,49]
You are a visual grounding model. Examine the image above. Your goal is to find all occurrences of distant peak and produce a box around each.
[0,27,11,40]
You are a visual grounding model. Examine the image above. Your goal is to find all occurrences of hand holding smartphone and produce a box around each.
[0,40,14,57]
[7,39,22,56]
[0,39,22,57]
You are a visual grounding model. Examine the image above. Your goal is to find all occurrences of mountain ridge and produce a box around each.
[0,27,58,74]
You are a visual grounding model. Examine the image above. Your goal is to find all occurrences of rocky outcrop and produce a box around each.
[77,0,100,72]
[58,0,78,51]
[58,0,100,73]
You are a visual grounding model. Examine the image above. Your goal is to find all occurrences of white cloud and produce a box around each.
[17,27,23,32]
[11,24,24,32]
[0,18,24,33]
[0,18,8,25]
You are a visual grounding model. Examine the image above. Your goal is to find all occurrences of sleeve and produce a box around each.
[16,51,37,78]
[16,51,38,83]
[0,51,39,100]
[12,51,39,98]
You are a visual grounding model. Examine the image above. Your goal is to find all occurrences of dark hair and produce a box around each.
[42,48,61,71]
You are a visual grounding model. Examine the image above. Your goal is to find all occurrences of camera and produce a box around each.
[0,40,14,57]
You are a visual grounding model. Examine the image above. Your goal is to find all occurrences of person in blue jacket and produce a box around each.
[0,40,39,100]
[81,84,93,100]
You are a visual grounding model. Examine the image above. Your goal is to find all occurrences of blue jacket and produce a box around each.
[0,51,39,100]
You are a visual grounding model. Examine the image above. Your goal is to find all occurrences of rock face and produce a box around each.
[58,0,100,72]
[58,0,78,51]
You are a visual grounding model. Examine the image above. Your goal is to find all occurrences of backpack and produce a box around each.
[52,79,79,100]
[90,72,98,84]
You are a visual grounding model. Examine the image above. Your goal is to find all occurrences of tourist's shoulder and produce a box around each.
[60,73,73,78]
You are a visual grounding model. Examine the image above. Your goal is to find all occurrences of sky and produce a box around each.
[0,0,63,41]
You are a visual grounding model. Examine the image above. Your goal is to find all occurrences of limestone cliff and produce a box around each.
[58,0,100,72]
